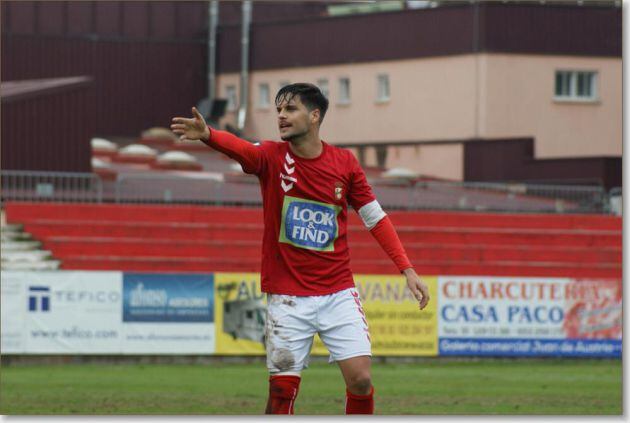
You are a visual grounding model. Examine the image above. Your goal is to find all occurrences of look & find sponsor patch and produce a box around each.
[279,195,341,251]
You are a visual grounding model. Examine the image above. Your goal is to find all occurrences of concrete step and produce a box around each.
[2,240,42,251]
[1,260,61,270]
[1,250,53,262]
[1,231,32,241]
[0,223,23,233]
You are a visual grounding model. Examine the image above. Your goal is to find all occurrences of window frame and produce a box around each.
[338,77,351,105]
[226,85,238,111]
[317,78,329,99]
[376,73,390,103]
[257,82,270,109]
[554,70,598,103]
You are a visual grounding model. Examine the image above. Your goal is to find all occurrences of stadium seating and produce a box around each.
[4,202,621,278]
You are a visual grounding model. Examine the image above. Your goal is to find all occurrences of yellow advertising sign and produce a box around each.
[311,274,438,356]
[215,273,438,357]
[214,273,266,355]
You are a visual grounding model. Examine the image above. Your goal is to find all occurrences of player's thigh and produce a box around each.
[317,288,372,363]
[265,294,316,375]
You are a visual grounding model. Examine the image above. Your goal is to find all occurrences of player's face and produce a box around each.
[276,95,318,142]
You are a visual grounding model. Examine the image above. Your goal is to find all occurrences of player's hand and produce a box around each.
[403,268,430,311]
[171,107,210,142]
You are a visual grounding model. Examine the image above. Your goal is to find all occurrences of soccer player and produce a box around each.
[171,83,430,415]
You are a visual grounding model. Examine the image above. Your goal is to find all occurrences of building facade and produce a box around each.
[216,2,621,188]
[1,1,621,187]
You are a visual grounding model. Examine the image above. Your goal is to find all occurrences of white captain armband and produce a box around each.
[358,200,387,230]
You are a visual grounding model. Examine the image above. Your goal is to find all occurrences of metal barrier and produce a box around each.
[116,173,222,204]
[0,170,613,214]
[608,186,622,216]
[1,171,102,204]
[115,173,262,206]
[401,181,606,213]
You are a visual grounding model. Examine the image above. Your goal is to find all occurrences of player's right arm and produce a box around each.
[171,107,263,174]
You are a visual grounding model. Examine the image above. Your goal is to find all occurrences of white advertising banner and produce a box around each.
[437,276,622,358]
[1,271,123,353]
[1,271,215,354]
[1,274,27,353]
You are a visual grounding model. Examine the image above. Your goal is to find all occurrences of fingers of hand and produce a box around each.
[419,296,429,310]
[192,107,204,120]
[170,124,186,135]
[171,117,193,124]
[415,283,430,310]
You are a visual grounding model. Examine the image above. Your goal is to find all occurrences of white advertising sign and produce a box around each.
[1,271,216,354]
[437,276,622,357]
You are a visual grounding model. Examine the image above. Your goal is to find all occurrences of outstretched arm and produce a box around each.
[171,107,262,174]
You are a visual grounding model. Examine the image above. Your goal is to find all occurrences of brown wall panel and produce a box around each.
[216,3,621,73]
[151,2,176,39]
[1,82,95,172]
[2,35,205,136]
[2,2,10,33]
[38,1,65,35]
[482,3,621,57]
[8,1,36,35]
[176,2,208,39]
[122,2,149,39]
[95,1,121,37]
[218,6,475,73]
[66,2,93,35]
[463,138,621,189]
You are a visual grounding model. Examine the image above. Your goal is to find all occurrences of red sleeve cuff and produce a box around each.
[369,216,412,273]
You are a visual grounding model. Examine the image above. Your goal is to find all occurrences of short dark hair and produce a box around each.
[275,83,329,124]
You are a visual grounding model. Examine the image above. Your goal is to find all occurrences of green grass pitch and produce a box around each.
[0,358,621,415]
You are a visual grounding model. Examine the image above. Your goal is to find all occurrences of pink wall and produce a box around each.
[216,52,621,180]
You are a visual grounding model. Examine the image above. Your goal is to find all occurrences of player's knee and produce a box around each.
[347,373,372,395]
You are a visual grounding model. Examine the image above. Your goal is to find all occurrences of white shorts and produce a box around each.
[265,287,372,375]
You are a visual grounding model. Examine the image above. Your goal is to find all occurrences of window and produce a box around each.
[258,83,270,108]
[377,74,390,102]
[226,85,237,111]
[338,77,351,104]
[317,78,329,98]
[554,70,597,101]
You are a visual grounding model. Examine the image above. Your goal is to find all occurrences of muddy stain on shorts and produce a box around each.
[282,299,297,307]
[271,348,295,371]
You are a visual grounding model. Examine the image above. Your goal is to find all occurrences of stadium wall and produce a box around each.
[1,1,208,137]
[1,76,95,172]
[1,271,621,359]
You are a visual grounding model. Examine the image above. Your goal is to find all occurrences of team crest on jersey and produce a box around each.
[334,181,344,200]
[279,195,341,252]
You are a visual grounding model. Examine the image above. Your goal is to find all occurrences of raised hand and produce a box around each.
[171,107,210,142]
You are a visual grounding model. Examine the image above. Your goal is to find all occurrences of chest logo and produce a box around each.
[334,182,344,200]
[279,195,341,252]
[280,152,296,192]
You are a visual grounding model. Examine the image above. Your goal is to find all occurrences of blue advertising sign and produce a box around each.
[438,338,621,358]
[123,274,214,323]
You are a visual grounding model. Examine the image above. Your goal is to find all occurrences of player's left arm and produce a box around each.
[347,155,430,311]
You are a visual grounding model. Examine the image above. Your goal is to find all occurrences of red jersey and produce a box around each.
[206,129,378,296]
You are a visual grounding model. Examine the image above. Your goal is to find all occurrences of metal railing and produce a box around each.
[394,181,607,213]
[1,171,103,204]
[0,170,615,214]
[115,173,227,205]
[608,186,622,216]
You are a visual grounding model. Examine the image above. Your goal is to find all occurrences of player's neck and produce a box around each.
[288,133,323,159]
